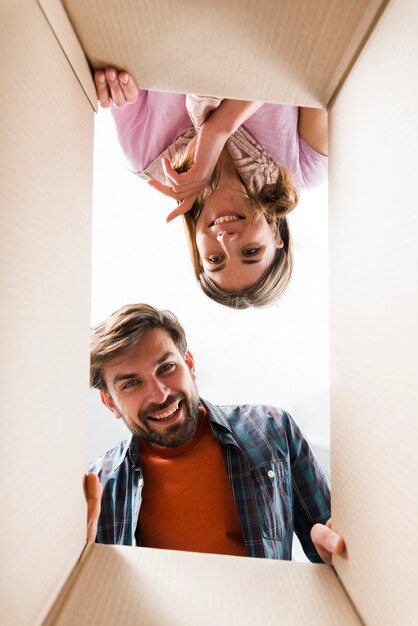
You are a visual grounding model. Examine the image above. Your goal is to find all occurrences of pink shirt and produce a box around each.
[112,90,327,190]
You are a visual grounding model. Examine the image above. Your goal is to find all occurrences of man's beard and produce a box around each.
[119,388,201,448]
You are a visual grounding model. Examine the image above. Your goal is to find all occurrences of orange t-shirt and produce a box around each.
[138,408,247,556]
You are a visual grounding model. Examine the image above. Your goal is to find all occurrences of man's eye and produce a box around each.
[123,380,139,390]
[158,363,175,375]
[208,255,224,264]
[242,247,260,256]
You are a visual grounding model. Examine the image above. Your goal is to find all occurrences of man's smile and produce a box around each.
[147,399,182,424]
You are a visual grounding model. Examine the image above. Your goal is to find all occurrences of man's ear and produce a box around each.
[184,350,196,379]
[100,390,121,419]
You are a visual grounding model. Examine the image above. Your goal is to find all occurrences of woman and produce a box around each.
[95,69,328,308]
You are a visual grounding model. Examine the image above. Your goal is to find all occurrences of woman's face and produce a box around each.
[195,189,283,291]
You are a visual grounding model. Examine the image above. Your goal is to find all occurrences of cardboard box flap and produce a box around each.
[62,0,386,107]
[37,0,97,110]
[46,544,363,626]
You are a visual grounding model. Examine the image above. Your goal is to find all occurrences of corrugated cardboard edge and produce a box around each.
[42,544,366,626]
[331,558,366,626]
[327,0,391,108]
[329,0,418,622]
[39,542,366,626]
[40,541,94,626]
[36,0,97,111]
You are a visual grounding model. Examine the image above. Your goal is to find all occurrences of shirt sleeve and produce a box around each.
[283,412,331,563]
[298,136,328,189]
[110,90,192,173]
[88,441,134,546]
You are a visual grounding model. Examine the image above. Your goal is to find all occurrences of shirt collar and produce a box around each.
[128,435,141,469]
[200,398,241,447]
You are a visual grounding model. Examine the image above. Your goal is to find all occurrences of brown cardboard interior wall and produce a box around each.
[329,0,418,623]
[0,1,93,625]
[61,0,386,107]
[48,544,362,626]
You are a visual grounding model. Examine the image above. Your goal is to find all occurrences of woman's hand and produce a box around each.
[94,68,139,108]
[148,120,229,222]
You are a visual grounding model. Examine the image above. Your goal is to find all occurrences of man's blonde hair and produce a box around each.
[90,304,187,391]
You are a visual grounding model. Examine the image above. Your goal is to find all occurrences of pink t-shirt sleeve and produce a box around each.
[297,136,328,189]
[111,90,192,173]
[242,104,328,190]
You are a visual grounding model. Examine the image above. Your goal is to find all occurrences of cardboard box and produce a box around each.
[0,0,417,624]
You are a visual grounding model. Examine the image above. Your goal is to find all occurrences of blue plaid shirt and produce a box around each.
[90,400,330,562]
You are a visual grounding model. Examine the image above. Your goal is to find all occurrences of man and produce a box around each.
[86,303,344,563]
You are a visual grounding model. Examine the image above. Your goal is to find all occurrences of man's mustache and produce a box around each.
[139,393,185,420]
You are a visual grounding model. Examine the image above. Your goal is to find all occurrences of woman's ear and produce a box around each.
[276,235,285,249]
[271,221,284,249]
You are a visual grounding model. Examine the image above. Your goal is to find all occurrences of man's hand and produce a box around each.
[94,68,139,109]
[311,518,345,564]
[84,473,103,543]
[148,120,229,222]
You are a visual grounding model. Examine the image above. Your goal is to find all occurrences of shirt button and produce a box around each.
[138,478,143,487]
[267,470,275,478]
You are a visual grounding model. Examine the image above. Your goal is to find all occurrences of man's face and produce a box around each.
[101,328,201,448]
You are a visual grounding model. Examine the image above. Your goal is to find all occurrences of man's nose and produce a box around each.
[145,378,170,405]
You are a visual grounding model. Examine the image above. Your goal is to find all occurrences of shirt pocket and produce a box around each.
[251,461,292,540]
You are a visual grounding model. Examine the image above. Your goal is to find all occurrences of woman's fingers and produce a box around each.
[104,68,128,108]
[118,72,139,103]
[166,196,197,222]
[147,180,196,222]
[161,158,207,195]
[147,179,197,204]
[94,68,138,108]
[94,70,111,108]
[161,158,202,190]
[147,179,181,199]
[161,158,182,187]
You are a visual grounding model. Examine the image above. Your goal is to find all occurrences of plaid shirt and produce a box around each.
[90,400,330,562]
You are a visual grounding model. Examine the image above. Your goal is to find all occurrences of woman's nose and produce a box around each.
[217,230,238,242]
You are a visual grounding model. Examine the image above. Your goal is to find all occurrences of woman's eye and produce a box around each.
[208,255,224,264]
[242,247,260,257]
